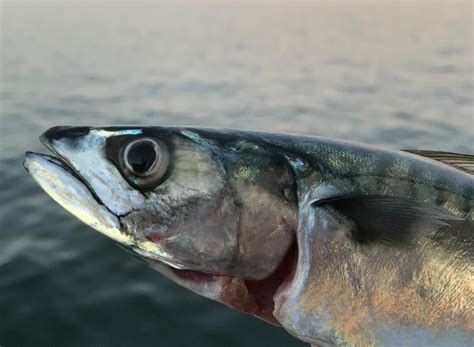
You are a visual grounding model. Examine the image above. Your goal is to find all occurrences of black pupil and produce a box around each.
[127,141,157,174]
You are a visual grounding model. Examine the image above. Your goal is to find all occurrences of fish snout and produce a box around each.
[40,126,91,148]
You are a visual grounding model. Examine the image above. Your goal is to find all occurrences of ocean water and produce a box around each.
[0,1,472,346]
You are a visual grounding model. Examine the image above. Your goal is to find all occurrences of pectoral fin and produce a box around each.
[313,195,462,245]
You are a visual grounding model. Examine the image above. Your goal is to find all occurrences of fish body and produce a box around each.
[24,126,474,346]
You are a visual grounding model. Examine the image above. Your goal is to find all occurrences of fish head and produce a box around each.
[24,126,297,324]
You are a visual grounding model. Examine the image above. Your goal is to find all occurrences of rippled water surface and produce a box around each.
[1,2,472,346]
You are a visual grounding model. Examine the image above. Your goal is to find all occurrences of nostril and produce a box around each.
[41,126,91,142]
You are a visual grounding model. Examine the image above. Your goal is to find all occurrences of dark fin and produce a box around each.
[404,150,474,174]
[313,195,462,245]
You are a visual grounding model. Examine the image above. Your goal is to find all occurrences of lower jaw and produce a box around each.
[170,241,298,325]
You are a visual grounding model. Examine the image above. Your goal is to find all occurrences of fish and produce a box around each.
[24,126,474,346]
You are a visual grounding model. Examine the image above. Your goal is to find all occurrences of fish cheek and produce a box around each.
[162,193,241,272]
[128,186,242,274]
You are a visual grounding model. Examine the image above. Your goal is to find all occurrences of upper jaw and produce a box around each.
[23,150,133,245]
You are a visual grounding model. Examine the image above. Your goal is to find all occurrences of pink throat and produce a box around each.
[171,242,298,325]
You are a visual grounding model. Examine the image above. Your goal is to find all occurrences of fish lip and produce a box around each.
[24,150,61,168]
[24,150,107,211]
[24,151,87,188]
[23,149,133,247]
[32,133,109,209]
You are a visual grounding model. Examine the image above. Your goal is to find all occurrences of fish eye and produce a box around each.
[122,138,169,188]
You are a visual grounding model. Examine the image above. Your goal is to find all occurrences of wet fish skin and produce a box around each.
[24,126,473,346]
[185,129,474,345]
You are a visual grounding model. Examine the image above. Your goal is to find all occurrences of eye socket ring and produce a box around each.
[121,138,169,188]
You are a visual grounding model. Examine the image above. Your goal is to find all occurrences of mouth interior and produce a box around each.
[171,240,298,325]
